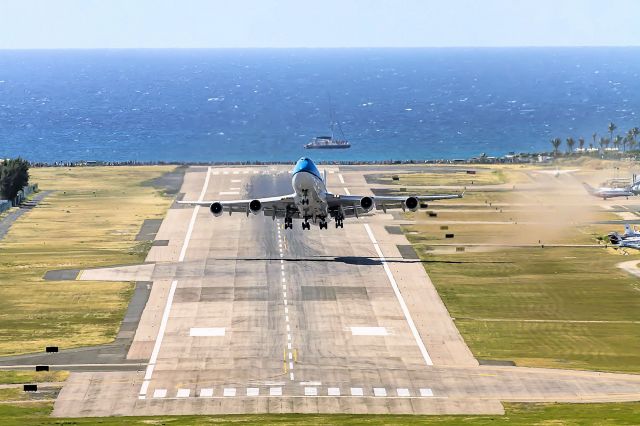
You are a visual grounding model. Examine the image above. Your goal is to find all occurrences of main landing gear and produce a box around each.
[335,218,344,228]
[319,221,328,230]
[284,217,293,229]
[302,221,311,230]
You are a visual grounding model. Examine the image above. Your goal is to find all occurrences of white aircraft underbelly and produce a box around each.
[292,171,328,221]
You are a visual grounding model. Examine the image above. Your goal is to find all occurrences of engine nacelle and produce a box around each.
[405,196,419,212]
[360,196,375,213]
[210,202,223,217]
[249,199,262,215]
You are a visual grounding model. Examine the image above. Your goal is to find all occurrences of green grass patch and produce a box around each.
[0,166,175,356]
[0,370,69,385]
[400,162,640,373]
[1,402,640,425]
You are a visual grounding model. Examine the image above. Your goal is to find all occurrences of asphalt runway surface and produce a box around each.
[47,166,640,416]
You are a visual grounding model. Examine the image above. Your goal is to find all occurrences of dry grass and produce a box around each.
[0,166,174,355]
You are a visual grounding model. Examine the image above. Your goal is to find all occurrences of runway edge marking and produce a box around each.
[363,223,434,366]
[139,166,212,399]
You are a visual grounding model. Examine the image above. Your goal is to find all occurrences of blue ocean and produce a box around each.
[0,48,638,163]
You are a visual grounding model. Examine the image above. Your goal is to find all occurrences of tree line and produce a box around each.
[0,158,30,201]
[551,122,640,156]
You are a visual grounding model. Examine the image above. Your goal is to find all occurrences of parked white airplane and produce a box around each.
[180,157,462,230]
[583,182,640,200]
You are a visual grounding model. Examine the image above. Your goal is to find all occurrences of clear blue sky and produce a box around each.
[1,0,639,49]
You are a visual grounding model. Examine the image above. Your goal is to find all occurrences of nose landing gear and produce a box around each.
[302,221,311,230]
[284,217,293,229]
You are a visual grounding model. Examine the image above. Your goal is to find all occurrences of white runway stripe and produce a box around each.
[199,388,214,397]
[350,326,388,336]
[176,388,190,398]
[364,224,434,366]
[373,387,387,397]
[396,388,410,397]
[139,167,212,398]
[152,388,167,398]
[189,327,225,337]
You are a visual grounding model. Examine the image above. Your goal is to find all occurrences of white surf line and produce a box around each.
[139,167,212,399]
[277,222,294,381]
[363,223,433,366]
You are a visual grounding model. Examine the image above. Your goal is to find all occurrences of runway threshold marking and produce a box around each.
[139,166,212,399]
[338,173,345,184]
[363,223,434,366]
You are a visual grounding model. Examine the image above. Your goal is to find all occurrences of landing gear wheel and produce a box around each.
[284,217,293,229]
[335,218,344,228]
[319,221,328,230]
[302,221,311,230]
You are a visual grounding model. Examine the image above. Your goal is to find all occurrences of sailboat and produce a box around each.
[304,103,351,150]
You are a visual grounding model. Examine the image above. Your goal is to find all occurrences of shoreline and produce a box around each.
[26,150,637,168]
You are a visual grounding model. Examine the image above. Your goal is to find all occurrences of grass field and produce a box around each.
[0,370,68,385]
[0,401,639,425]
[0,166,175,356]
[399,166,640,373]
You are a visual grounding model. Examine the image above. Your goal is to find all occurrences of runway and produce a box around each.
[52,166,640,417]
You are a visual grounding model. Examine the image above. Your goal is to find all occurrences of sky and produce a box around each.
[0,0,639,49]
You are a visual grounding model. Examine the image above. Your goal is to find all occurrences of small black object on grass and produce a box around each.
[45,346,58,353]
[440,225,449,230]
[35,365,49,372]
[445,233,455,238]
[392,175,399,181]
[428,212,438,217]
[23,384,37,392]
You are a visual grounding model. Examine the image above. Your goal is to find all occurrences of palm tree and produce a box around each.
[599,137,608,152]
[578,137,585,151]
[608,122,617,142]
[630,137,638,152]
[589,143,594,150]
[631,127,640,150]
[592,132,598,148]
[566,137,575,153]
[624,134,632,152]
[613,135,623,151]
[551,137,562,155]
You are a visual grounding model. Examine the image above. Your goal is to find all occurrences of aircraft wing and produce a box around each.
[326,192,462,217]
[177,194,298,218]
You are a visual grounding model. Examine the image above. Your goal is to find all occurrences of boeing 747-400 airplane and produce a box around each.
[180,157,462,230]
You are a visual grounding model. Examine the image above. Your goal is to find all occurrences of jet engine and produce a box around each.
[360,196,375,213]
[210,202,223,217]
[405,196,419,212]
[249,199,262,215]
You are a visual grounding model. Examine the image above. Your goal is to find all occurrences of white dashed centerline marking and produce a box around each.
[277,221,294,381]
[363,223,433,366]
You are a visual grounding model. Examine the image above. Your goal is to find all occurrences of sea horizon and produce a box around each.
[1,47,638,163]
